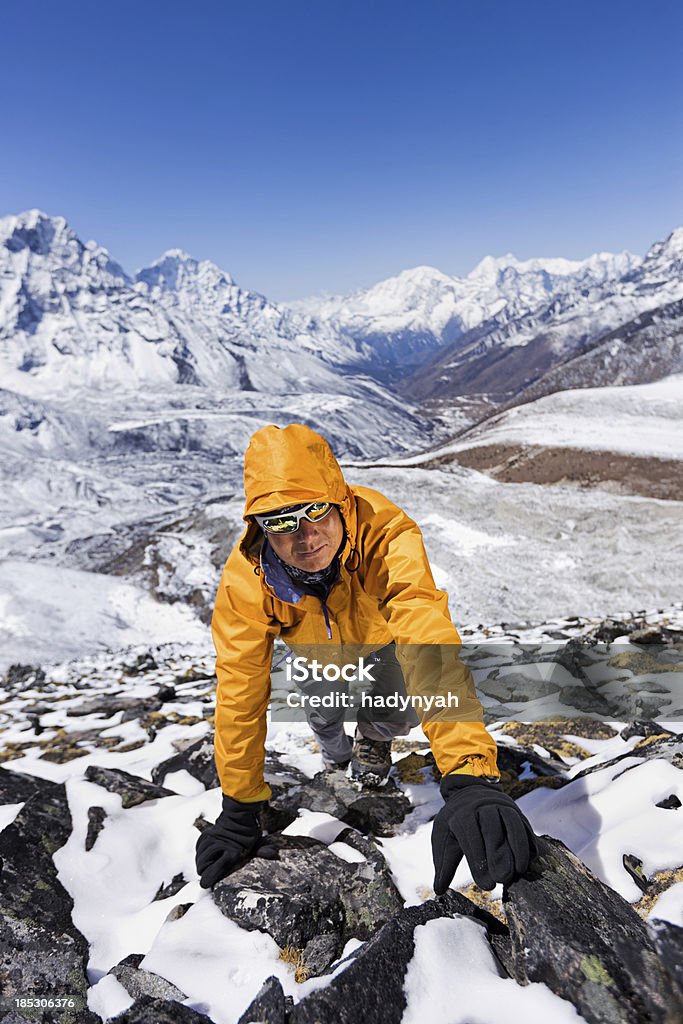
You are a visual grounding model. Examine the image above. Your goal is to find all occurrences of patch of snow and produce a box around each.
[403,916,585,1023]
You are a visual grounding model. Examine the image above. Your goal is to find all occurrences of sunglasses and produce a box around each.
[254,501,335,535]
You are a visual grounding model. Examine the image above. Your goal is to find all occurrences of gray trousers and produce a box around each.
[299,644,420,765]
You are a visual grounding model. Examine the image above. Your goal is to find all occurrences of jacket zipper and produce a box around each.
[321,601,332,640]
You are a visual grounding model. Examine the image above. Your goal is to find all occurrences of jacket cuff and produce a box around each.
[440,773,500,799]
[221,793,267,814]
[221,782,272,803]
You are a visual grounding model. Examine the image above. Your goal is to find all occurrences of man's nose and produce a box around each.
[298,519,319,540]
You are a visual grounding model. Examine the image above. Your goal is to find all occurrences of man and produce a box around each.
[196,424,537,892]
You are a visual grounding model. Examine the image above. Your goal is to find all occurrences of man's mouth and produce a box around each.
[296,545,326,558]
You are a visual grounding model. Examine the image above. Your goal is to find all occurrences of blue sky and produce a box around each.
[1,0,681,298]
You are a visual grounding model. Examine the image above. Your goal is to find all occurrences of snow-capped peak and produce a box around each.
[136,250,234,295]
[0,209,130,284]
[467,250,638,285]
[644,226,683,263]
[0,208,69,253]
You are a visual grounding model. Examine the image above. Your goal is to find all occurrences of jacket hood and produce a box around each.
[239,424,358,567]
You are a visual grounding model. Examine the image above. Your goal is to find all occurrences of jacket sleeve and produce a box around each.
[358,494,499,780]
[211,545,281,802]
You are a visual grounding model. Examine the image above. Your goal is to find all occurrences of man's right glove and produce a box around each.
[195,794,277,888]
[432,774,538,893]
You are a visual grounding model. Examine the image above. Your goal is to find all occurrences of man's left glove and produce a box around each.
[432,774,538,893]
[195,794,277,888]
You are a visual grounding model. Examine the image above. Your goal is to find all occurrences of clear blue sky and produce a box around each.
[2,0,681,299]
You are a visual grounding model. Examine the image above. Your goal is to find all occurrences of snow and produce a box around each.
[0,801,24,833]
[403,916,585,1024]
[649,883,683,926]
[54,777,211,973]
[139,895,287,1024]
[289,246,641,368]
[0,560,209,671]
[448,375,683,460]
[519,757,683,901]
[87,975,134,1021]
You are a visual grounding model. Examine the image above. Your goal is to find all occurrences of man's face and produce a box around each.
[266,506,344,571]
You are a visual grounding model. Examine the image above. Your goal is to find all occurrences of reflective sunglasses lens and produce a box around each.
[306,502,332,521]
[262,515,298,534]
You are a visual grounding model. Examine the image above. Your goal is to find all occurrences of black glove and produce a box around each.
[432,774,538,893]
[195,794,277,888]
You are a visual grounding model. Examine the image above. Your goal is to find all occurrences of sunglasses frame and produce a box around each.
[254,501,335,535]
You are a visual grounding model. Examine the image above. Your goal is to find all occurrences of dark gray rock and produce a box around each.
[84,766,175,807]
[67,695,160,720]
[591,619,634,642]
[116,954,146,969]
[212,833,404,972]
[0,1013,96,1024]
[648,919,683,1003]
[621,720,675,740]
[0,767,47,805]
[557,685,615,716]
[622,853,649,892]
[301,933,344,975]
[153,872,187,901]
[110,996,209,1022]
[503,836,681,1024]
[0,770,94,1024]
[655,793,681,810]
[151,736,218,790]
[266,768,412,839]
[2,664,46,690]
[123,652,158,675]
[479,673,559,703]
[289,891,506,1024]
[85,805,107,850]
[237,976,288,1024]
[495,743,569,779]
[109,964,187,1002]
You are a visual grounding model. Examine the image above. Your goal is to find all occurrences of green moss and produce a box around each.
[581,954,614,986]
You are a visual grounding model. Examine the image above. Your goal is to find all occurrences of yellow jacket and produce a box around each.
[212,423,499,800]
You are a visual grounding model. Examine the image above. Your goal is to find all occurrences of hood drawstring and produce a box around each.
[345,547,360,572]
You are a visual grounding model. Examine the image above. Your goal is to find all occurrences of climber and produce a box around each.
[196,424,537,891]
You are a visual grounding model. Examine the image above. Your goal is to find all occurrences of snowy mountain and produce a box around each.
[0,210,434,467]
[1,208,681,664]
[288,249,639,382]
[0,211,370,397]
[134,249,371,392]
[406,228,683,405]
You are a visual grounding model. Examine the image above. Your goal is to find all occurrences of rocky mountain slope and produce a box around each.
[398,374,683,500]
[1,611,682,1023]
[404,228,683,409]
